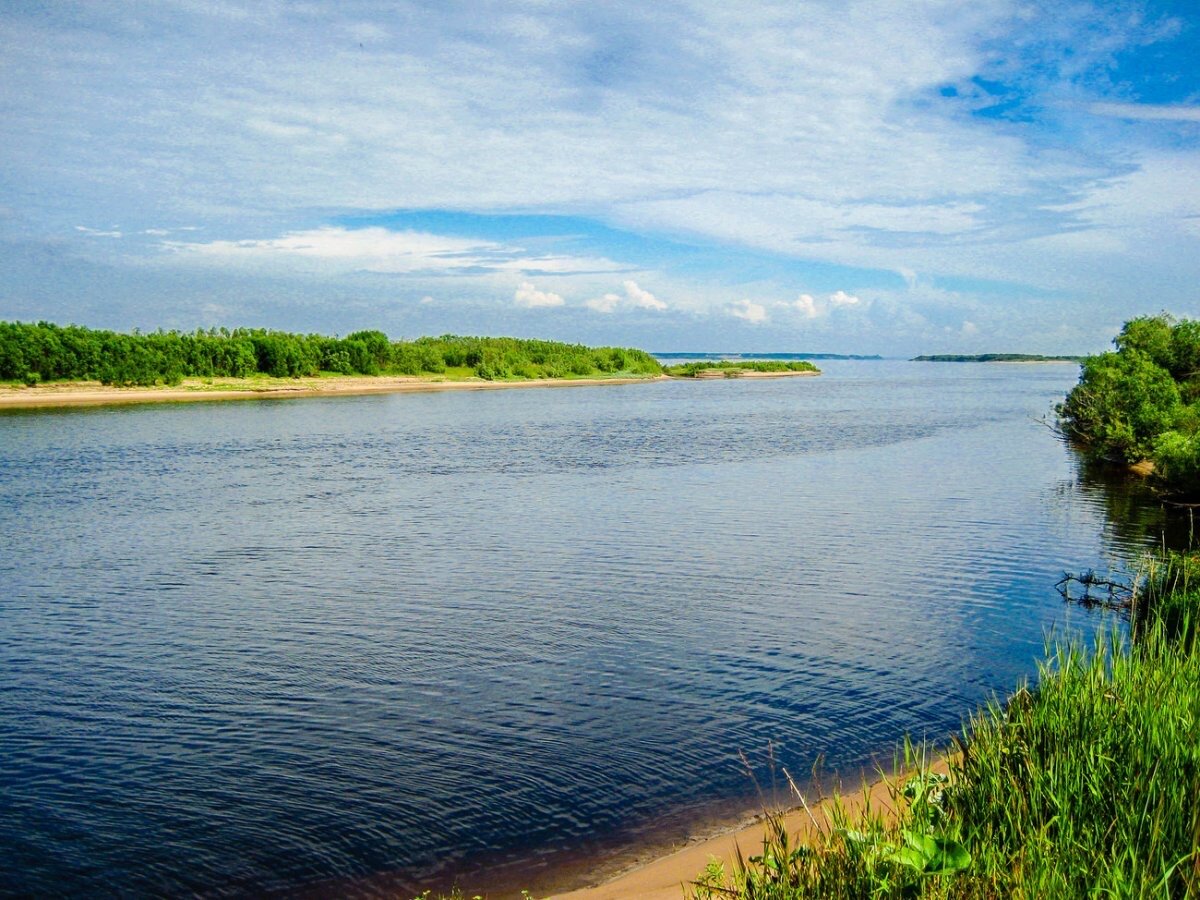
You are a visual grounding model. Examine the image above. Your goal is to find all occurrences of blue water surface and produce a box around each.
[0,361,1167,897]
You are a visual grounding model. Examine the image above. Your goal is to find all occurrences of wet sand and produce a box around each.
[541,756,950,900]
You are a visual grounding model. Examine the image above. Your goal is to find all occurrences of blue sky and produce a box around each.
[1,1,1198,354]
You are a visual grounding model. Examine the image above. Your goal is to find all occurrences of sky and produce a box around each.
[1,0,1199,354]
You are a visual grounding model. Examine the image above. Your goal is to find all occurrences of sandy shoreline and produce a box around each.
[0,369,831,410]
[537,756,950,900]
[0,374,672,410]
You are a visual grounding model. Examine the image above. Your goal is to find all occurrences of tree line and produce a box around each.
[0,321,663,387]
[1058,314,1200,496]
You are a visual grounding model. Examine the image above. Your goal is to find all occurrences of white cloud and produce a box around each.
[622,279,667,310]
[419,295,435,305]
[514,281,564,308]
[585,292,623,313]
[784,293,819,318]
[777,290,868,320]
[961,320,979,336]
[728,299,768,324]
[164,226,495,272]
[160,226,626,277]
[75,225,122,238]
[584,279,667,314]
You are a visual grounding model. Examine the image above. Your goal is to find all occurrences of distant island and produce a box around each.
[912,353,1082,363]
[663,359,819,378]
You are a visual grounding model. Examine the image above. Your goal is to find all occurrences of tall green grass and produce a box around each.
[692,556,1200,899]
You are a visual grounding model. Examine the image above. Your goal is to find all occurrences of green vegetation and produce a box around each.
[911,354,1081,363]
[664,360,820,377]
[1057,314,1200,497]
[691,551,1200,899]
[0,321,662,387]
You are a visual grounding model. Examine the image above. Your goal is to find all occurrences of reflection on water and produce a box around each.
[1068,457,1195,553]
[0,361,1183,898]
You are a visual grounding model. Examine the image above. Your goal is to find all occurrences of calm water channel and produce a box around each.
[0,361,1174,897]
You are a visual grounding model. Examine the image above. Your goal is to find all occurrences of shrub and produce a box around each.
[1058,350,1181,463]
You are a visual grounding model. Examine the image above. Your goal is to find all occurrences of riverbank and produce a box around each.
[646,556,1199,899]
[0,373,671,410]
[543,758,949,900]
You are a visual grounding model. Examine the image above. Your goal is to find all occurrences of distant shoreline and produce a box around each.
[911,354,1082,363]
[0,374,671,410]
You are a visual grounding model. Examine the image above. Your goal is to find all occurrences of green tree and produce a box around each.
[1058,350,1180,463]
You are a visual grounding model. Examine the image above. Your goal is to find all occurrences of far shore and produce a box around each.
[683,369,820,379]
[532,756,951,900]
[0,374,673,410]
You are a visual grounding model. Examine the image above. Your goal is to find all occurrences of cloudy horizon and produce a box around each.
[2,1,1198,354]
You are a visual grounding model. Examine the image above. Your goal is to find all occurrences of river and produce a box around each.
[0,360,1173,897]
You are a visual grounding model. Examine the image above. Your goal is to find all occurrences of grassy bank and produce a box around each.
[690,552,1200,899]
[664,360,819,378]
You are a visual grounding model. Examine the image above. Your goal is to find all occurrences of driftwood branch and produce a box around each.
[1055,570,1135,611]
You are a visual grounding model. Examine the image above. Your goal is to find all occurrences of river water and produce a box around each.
[0,361,1173,897]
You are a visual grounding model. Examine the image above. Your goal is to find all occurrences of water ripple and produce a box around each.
[0,362,1175,897]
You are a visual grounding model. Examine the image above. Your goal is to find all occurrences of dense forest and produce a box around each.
[1058,314,1200,496]
[0,321,663,386]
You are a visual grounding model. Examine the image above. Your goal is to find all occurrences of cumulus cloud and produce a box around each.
[586,279,667,313]
[622,279,667,310]
[793,293,818,318]
[961,320,980,336]
[778,291,867,320]
[728,299,768,324]
[514,281,564,308]
[585,292,623,313]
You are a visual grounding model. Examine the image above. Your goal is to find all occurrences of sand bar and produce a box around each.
[0,374,672,410]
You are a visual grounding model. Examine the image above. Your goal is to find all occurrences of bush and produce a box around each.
[1058,349,1181,463]
[1152,431,1200,495]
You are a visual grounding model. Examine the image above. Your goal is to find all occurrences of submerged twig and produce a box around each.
[1055,569,1135,611]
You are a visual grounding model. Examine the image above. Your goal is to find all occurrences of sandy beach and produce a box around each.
[0,369,833,410]
[542,756,950,900]
[0,374,671,410]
